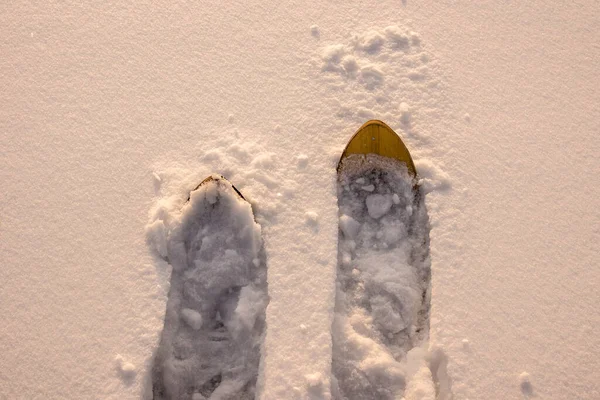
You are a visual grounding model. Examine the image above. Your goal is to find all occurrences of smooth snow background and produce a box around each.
[1,1,599,399]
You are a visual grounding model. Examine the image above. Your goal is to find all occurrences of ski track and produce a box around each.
[144,24,452,400]
[332,154,432,400]
[149,176,269,400]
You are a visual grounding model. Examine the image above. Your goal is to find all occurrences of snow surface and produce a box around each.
[1,1,599,400]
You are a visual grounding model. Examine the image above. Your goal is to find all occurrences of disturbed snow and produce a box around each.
[149,175,269,400]
[333,154,433,400]
[147,154,435,400]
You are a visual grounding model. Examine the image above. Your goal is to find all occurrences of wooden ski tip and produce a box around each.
[338,120,417,177]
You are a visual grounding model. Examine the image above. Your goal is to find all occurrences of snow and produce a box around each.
[333,154,430,399]
[1,1,599,400]
[149,176,268,398]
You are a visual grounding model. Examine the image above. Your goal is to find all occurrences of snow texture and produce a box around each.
[333,154,431,399]
[149,176,268,399]
[2,2,599,400]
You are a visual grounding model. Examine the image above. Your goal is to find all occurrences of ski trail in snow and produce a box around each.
[149,175,268,400]
[315,24,455,399]
[332,154,432,399]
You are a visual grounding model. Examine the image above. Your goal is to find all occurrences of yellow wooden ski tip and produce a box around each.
[338,120,417,177]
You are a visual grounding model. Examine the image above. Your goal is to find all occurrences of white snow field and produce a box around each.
[1,1,599,400]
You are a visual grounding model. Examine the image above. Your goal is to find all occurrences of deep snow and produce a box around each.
[1,1,599,400]
[333,154,432,399]
[149,176,268,399]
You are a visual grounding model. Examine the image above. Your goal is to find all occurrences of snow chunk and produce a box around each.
[229,285,268,336]
[519,372,533,395]
[201,149,222,162]
[410,31,421,46]
[365,194,393,219]
[359,31,385,53]
[360,64,384,90]
[146,219,168,259]
[181,308,203,330]
[404,348,435,400]
[251,152,275,169]
[339,214,361,239]
[342,56,359,75]
[392,193,400,204]
[384,26,410,49]
[341,252,352,267]
[296,154,309,169]
[321,44,346,70]
[115,355,136,380]
[305,372,323,388]
[310,25,320,38]
[305,211,319,225]
[415,159,451,193]
[370,295,408,332]
[357,107,375,120]
[361,184,375,192]
[400,102,411,124]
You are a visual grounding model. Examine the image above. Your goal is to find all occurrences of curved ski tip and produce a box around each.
[187,174,246,202]
[338,120,417,177]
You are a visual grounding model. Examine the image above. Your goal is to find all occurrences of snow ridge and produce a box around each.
[332,154,432,399]
[149,175,269,400]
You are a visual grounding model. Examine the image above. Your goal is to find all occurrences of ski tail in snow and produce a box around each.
[151,174,269,400]
[332,121,433,399]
